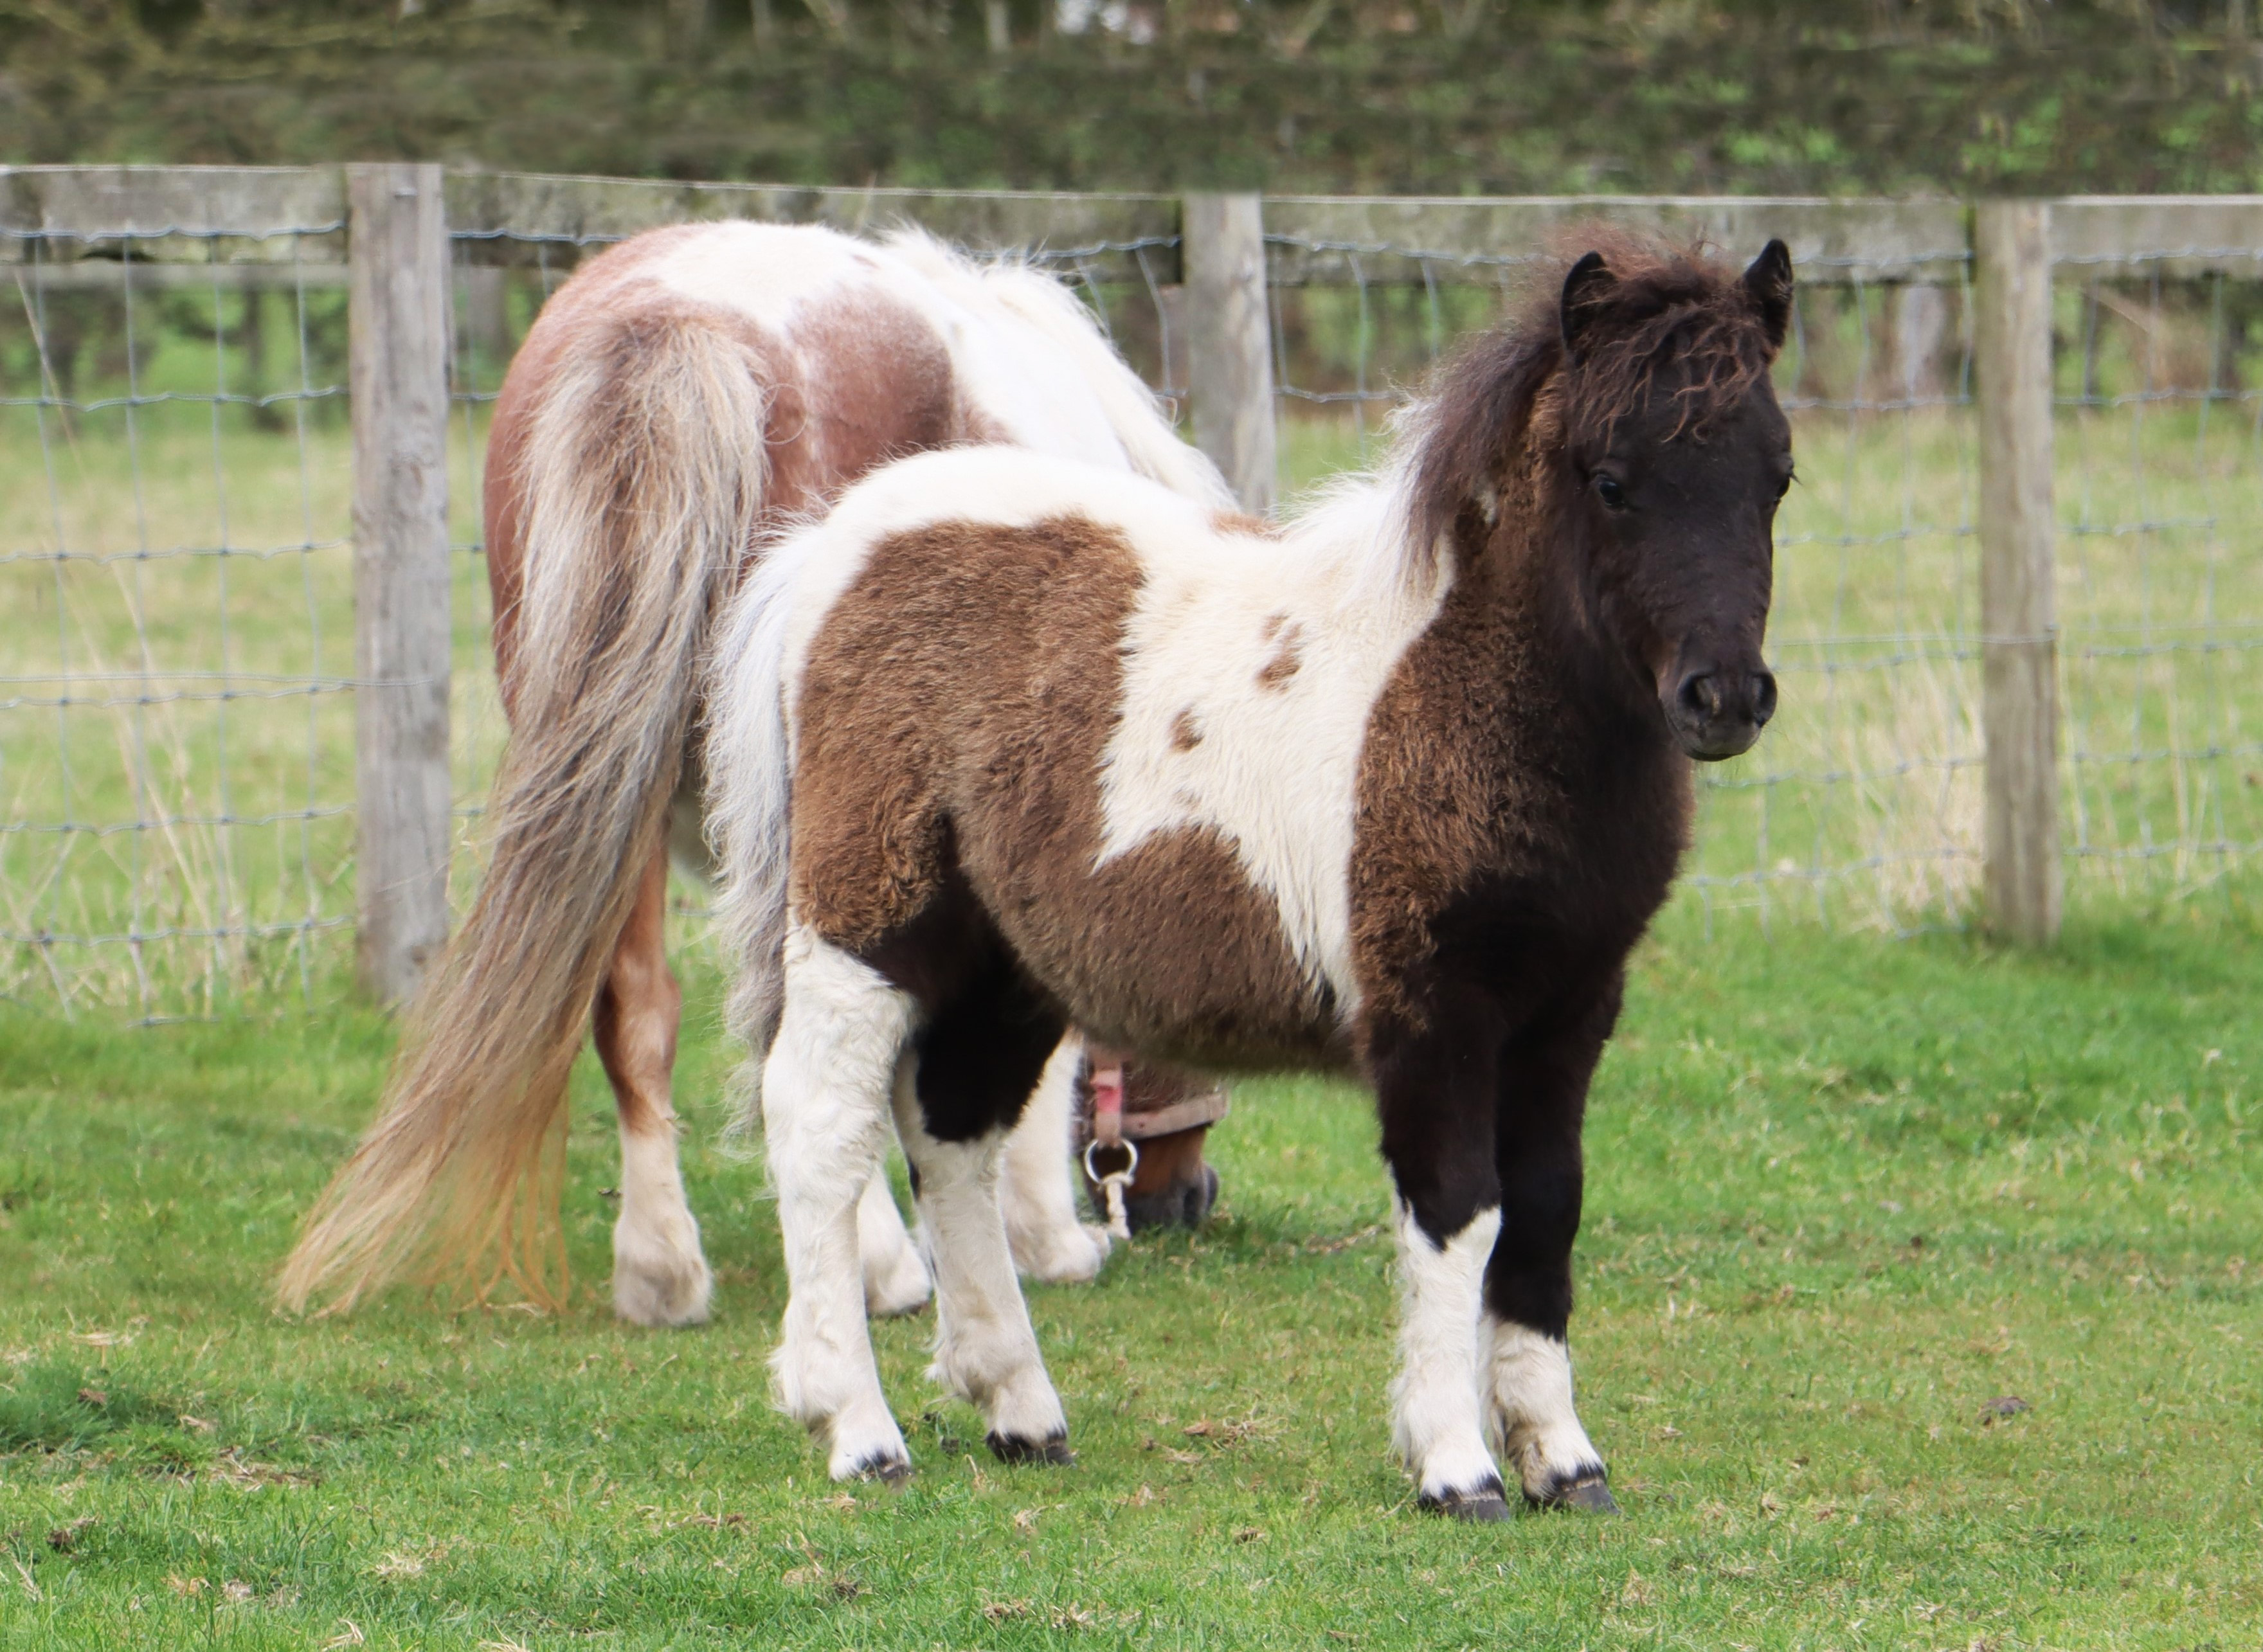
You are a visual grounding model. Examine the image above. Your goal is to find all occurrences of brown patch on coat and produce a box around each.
[1255,620,1304,690]
[791,287,968,479]
[1349,555,1555,1025]
[793,517,1343,1072]
[1211,510,1277,537]
[1168,708,1202,751]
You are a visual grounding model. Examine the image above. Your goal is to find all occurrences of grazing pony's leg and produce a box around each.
[1371,991,1512,1521]
[763,926,921,1481]
[1484,976,1618,1511]
[1000,1036,1112,1283]
[857,1163,934,1318]
[595,838,714,1327]
[894,966,1075,1463]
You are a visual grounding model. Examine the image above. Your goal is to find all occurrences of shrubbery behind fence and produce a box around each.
[3,167,2257,1016]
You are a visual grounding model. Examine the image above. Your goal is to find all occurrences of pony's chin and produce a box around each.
[1673,724,1765,762]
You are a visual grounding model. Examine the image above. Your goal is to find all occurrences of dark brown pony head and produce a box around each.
[1410,235,1795,761]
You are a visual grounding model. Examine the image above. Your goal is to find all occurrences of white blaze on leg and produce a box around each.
[857,1163,933,1317]
[762,926,919,1480]
[894,1089,1070,1454]
[1000,1035,1112,1284]
[611,1115,714,1327]
[1486,1319,1608,1502]
[1390,1201,1506,1505]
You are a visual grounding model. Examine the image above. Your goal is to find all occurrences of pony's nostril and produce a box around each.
[1751,670,1778,727]
[1677,672,1719,722]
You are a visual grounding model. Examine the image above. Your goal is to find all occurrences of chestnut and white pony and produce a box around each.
[705,238,1794,1515]
[279,222,1232,1326]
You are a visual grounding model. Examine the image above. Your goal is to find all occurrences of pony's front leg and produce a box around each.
[1371,997,1512,1522]
[1485,978,1619,1511]
[762,928,920,1481]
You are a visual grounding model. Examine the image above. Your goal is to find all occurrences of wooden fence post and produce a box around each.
[1974,199,2061,944]
[349,162,453,1005]
[1184,192,1277,515]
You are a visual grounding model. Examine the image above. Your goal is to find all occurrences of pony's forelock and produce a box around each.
[1402,233,1783,564]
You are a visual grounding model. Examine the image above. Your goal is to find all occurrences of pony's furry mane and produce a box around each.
[1403,231,1783,561]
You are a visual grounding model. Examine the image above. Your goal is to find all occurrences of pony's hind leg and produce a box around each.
[1000,1035,1112,1284]
[595,839,714,1328]
[857,1163,933,1317]
[894,972,1074,1463]
[1484,980,1619,1512]
[763,926,921,1480]
[1371,997,1513,1521]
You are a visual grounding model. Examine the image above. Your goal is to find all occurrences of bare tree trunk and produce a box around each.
[752,0,777,48]
[986,0,1011,49]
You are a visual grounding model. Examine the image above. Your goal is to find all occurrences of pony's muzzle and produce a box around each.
[1667,664,1776,761]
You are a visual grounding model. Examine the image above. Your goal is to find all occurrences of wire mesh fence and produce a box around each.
[4,174,2258,1018]
[0,224,357,1018]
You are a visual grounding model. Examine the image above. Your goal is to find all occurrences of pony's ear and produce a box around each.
[1742,238,1793,352]
[1559,251,1616,364]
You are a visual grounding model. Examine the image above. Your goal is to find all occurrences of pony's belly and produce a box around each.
[966,822,1344,1073]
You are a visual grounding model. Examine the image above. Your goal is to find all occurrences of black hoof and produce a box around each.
[1418,1476,1513,1522]
[986,1430,1076,1467]
[1528,1470,1618,1513]
[849,1452,913,1486]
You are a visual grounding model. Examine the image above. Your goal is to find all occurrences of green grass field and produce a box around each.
[3,908,2259,1649]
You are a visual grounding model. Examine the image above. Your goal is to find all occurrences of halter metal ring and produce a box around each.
[1083,1138,1139,1184]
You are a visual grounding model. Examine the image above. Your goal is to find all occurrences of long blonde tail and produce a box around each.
[277,310,767,1315]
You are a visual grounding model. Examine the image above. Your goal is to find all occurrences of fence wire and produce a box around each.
[1,228,354,1018]
[6,202,2258,1017]
[1263,231,2262,934]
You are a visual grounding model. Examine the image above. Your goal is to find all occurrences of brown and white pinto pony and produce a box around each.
[705,237,1794,1516]
[277,222,1233,1327]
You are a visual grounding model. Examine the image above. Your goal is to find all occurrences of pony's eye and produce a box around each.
[1592,474,1628,510]
[1774,473,1793,501]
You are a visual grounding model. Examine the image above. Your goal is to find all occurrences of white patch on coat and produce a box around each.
[644,222,1227,500]
[761,924,922,1480]
[1485,1318,1607,1499]
[892,1081,1069,1448]
[611,1118,714,1328]
[1389,1201,1506,1502]
[1093,476,1450,1012]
